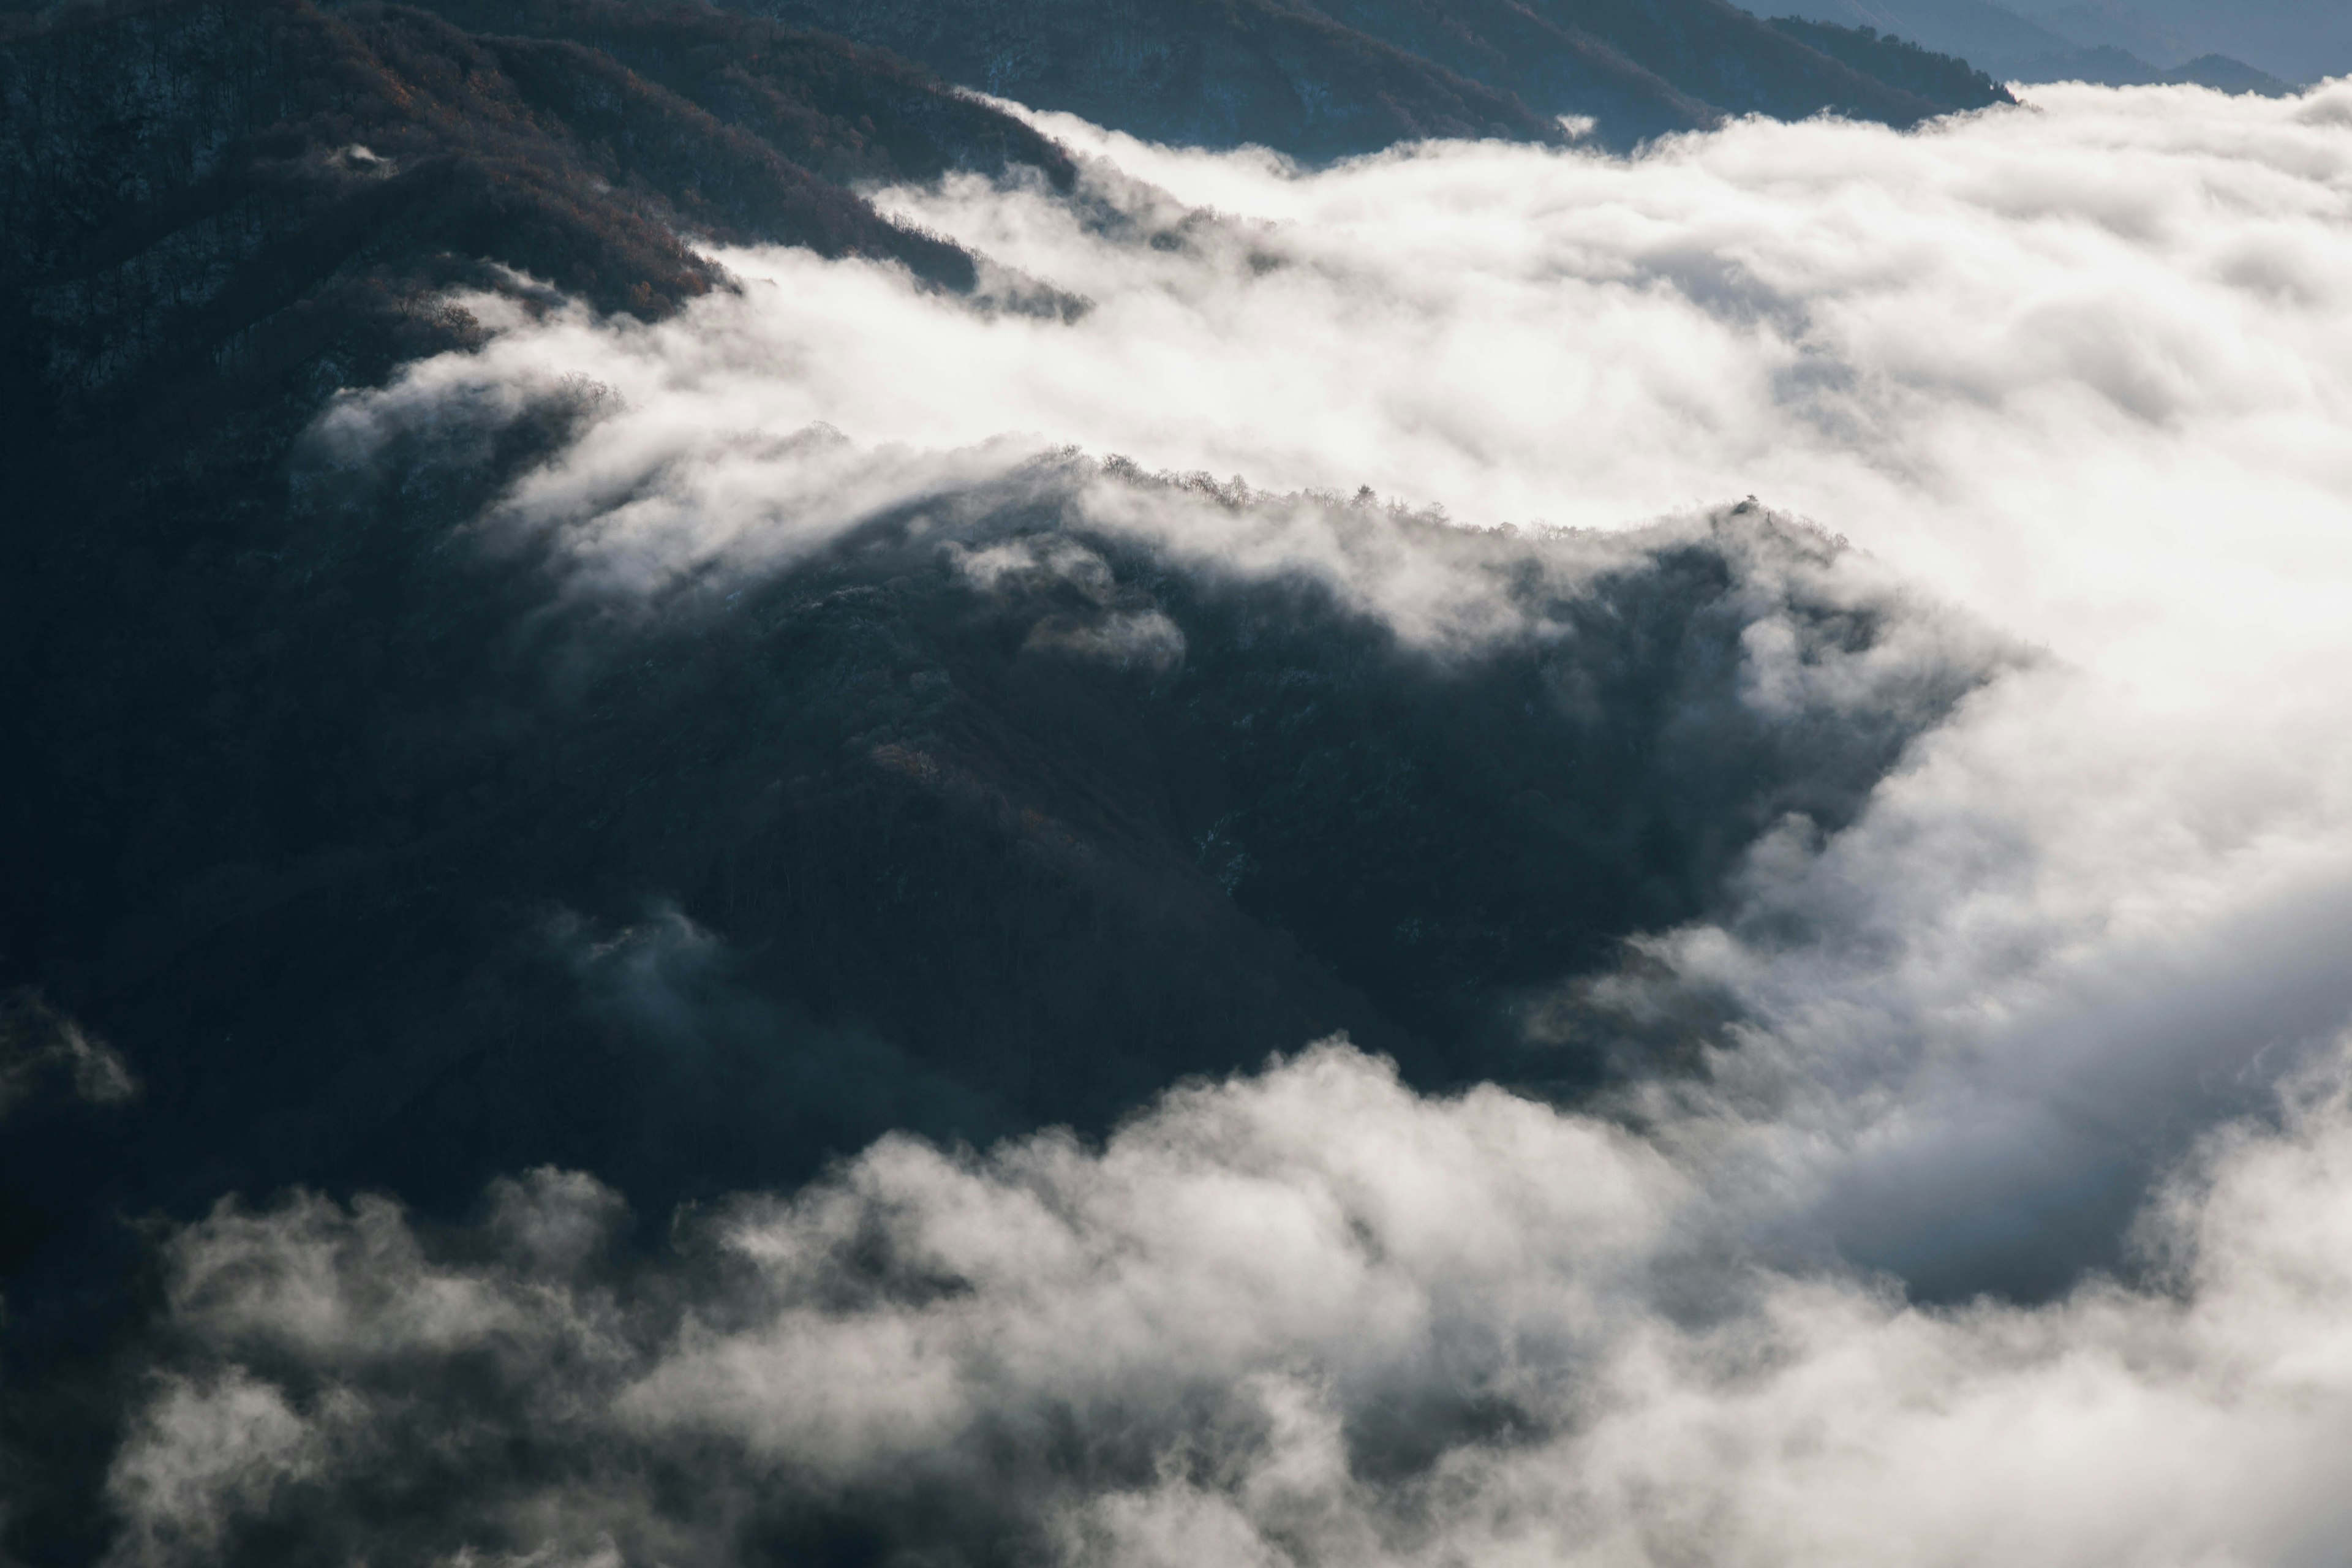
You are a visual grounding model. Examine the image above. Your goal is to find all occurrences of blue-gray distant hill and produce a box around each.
[2017,0,2349,86]
[1760,0,2301,91]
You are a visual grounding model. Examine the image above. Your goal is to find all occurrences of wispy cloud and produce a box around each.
[110,1036,2352,1566]
[0,988,136,1120]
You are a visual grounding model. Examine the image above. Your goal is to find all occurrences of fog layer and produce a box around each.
[115,1038,2352,1567]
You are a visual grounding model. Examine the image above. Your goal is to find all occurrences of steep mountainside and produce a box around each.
[1765,13,2015,101]
[750,0,1588,156]
[748,0,2012,157]
[1767,0,2077,71]
[1493,0,2002,121]
[0,17,1073,1539]
[0,0,1071,423]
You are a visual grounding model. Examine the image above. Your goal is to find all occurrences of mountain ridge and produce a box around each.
[741,0,2014,156]
[1759,0,2297,91]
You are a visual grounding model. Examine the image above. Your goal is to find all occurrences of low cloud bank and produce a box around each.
[110,1039,2352,1567]
[89,78,2352,1565]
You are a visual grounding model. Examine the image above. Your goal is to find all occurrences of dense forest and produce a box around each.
[745,0,2014,156]
[1766,15,2010,104]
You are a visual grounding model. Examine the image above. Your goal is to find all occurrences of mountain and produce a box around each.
[2010,0,2352,85]
[0,0,2019,1272]
[1,6,1065,1539]
[2035,1,2192,65]
[0,0,1080,431]
[0,2,2023,1555]
[2157,53,2293,95]
[1308,0,2011,131]
[1763,13,2024,102]
[1763,0,2078,70]
[2,430,1979,1562]
[0,0,2043,1555]
[1758,0,2301,89]
[1978,40,2290,93]
[744,0,2014,157]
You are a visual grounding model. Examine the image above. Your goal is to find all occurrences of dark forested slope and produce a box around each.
[0,15,1073,1541]
[1765,13,2015,102]
[0,0,1072,418]
[747,0,2013,156]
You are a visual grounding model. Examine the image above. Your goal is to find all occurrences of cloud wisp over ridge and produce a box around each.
[85,78,2352,1566]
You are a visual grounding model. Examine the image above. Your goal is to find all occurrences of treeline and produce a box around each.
[1767,15,2011,108]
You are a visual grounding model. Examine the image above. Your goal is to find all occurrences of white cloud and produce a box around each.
[105,1372,331,1567]
[108,1038,2352,1566]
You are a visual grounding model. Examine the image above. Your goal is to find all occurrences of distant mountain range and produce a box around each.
[1757,0,2320,91]
[2021,0,2352,84]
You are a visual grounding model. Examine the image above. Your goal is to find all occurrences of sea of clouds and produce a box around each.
[115,81,2352,1566]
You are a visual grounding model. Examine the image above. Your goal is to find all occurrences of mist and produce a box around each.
[94,77,2352,1565]
[109,1039,2352,1567]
